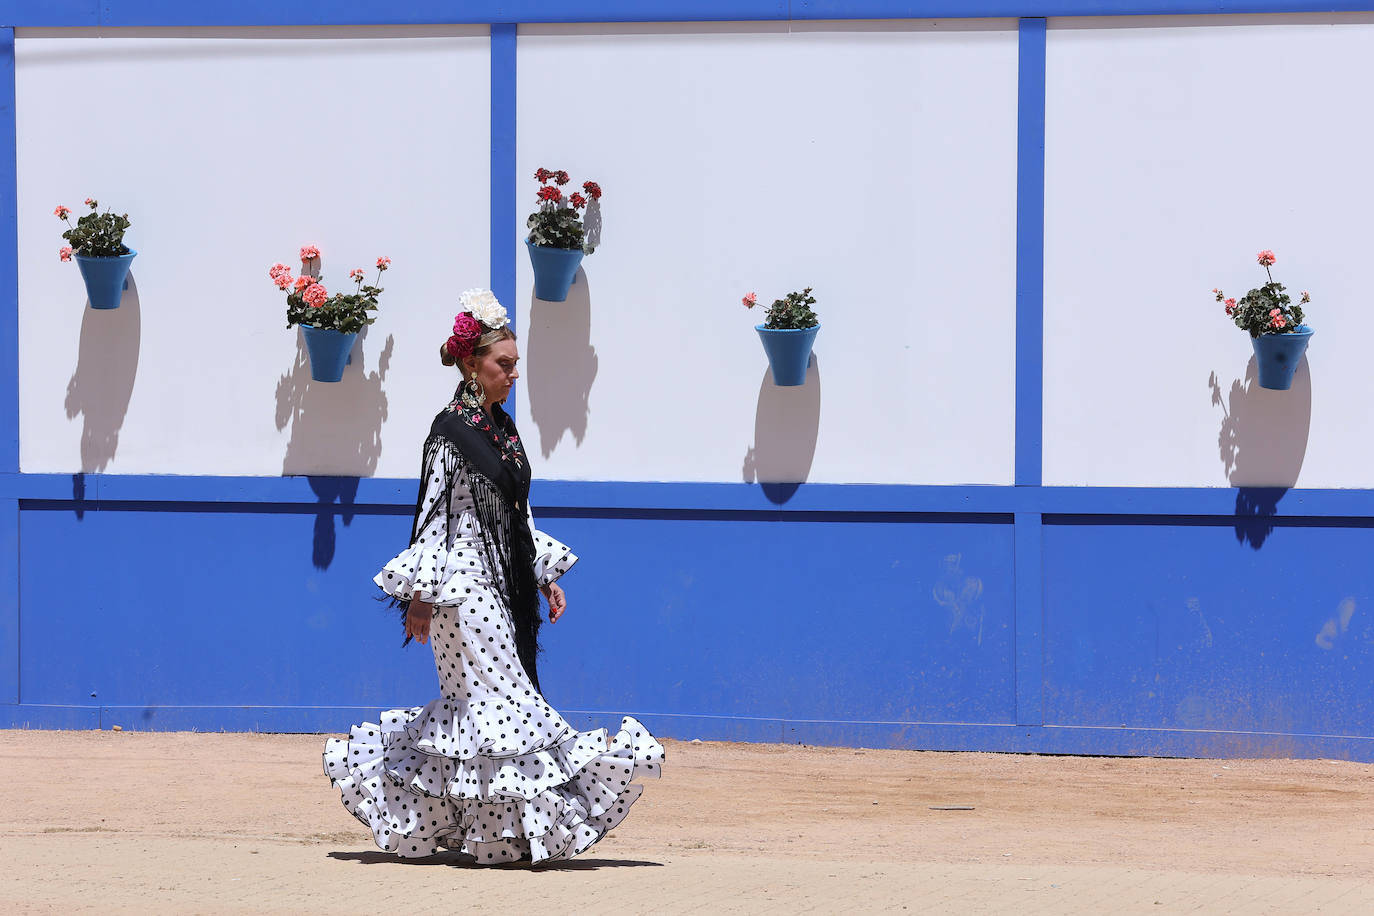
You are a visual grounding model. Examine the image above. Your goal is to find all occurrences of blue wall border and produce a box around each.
[7,474,1371,520]
[6,2,1374,27]
[3,703,1370,761]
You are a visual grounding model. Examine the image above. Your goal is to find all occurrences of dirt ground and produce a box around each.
[2,730,1372,914]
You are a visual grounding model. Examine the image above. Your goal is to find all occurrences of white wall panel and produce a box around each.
[1044,14,1374,488]
[17,26,490,477]
[515,21,1018,484]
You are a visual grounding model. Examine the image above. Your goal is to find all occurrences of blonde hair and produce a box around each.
[440,326,517,374]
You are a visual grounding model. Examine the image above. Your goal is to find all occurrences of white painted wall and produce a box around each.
[514,21,1019,485]
[1044,14,1374,489]
[17,26,490,477]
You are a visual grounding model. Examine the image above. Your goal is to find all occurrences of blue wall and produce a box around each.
[3,2,1374,761]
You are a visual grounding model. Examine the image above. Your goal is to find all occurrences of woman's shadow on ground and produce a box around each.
[327,850,662,869]
[275,324,393,569]
[742,355,822,504]
[1209,354,1312,548]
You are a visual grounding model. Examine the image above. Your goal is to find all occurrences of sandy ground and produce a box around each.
[2,730,1372,914]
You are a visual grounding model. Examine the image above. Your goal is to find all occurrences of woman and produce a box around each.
[323,289,663,864]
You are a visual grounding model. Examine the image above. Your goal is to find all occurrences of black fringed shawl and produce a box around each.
[398,399,545,692]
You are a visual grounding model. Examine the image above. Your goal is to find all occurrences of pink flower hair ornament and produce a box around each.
[447,311,484,360]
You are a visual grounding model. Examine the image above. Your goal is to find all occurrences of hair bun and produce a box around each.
[439,340,458,367]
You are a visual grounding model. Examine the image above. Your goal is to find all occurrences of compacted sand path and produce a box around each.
[2,730,1372,913]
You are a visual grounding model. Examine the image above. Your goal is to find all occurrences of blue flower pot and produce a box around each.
[74,249,136,310]
[300,325,358,383]
[526,238,583,301]
[1251,325,1313,391]
[756,323,820,387]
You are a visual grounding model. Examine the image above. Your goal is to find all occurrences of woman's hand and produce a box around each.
[405,599,433,644]
[541,582,567,623]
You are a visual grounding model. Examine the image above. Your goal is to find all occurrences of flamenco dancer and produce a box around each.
[324,290,664,863]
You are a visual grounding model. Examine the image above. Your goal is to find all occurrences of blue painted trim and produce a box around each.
[1013,512,1043,725]
[1,704,100,730]
[490,23,518,413]
[9,474,1374,519]
[0,27,14,476]
[0,499,15,705]
[7,1,1374,26]
[4,704,1370,760]
[1015,17,1045,488]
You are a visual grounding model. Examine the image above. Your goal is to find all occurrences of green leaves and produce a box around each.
[284,285,384,334]
[762,287,819,330]
[60,204,131,257]
[1233,280,1304,337]
[526,188,592,252]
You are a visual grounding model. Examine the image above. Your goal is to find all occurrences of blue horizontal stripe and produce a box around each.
[5,704,1370,760]
[6,473,1374,518]
[6,1,1374,27]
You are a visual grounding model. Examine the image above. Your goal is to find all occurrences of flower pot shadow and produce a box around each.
[276,324,393,570]
[583,199,602,253]
[64,272,140,472]
[526,271,598,459]
[742,354,821,504]
[1208,354,1312,549]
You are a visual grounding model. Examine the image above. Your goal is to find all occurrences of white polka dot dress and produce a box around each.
[323,440,665,864]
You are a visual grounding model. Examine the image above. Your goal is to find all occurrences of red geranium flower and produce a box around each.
[554,170,570,185]
[569,192,587,208]
[537,186,563,203]
[581,180,602,200]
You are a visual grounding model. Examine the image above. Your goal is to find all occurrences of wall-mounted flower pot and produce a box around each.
[526,238,583,302]
[756,323,820,387]
[1251,325,1313,390]
[300,324,357,383]
[74,249,137,310]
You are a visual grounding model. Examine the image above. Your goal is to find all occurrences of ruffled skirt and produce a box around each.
[323,604,663,864]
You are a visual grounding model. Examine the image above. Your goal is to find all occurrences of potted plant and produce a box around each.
[270,245,390,382]
[526,168,600,301]
[56,199,135,310]
[1213,250,1313,391]
[744,287,820,386]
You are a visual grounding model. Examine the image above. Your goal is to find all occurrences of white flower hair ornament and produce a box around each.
[459,288,509,329]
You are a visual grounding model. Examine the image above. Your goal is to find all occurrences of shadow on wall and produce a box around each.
[275,324,393,569]
[1209,354,1312,549]
[525,272,598,459]
[742,355,822,504]
[65,273,141,473]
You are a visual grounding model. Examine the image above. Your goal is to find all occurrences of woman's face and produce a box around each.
[466,338,520,405]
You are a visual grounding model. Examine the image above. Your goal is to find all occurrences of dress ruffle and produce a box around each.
[323,705,664,863]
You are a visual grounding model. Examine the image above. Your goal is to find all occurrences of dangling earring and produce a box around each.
[460,375,485,410]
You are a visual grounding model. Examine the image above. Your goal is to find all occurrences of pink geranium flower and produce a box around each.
[84,198,95,207]
[59,246,72,262]
[743,292,758,308]
[300,244,321,261]
[349,268,364,280]
[269,262,290,280]
[1256,250,1276,267]
[376,256,392,270]
[274,272,294,290]
[54,205,70,219]
[1269,308,1281,317]
[302,283,328,307]
[294,275,315,292]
